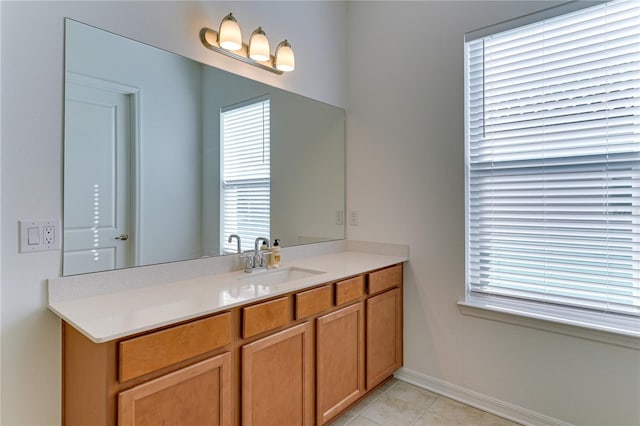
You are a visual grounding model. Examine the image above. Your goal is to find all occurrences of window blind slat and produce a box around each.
[221,99,271,253]
[465,0,640,319]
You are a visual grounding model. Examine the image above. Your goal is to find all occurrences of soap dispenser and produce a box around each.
[260,240,270,267]
[271,239,281,268]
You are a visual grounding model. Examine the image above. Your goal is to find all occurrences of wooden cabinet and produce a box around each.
[118,353,231,426]
[61,263,404,426]
[368,264,402,296]
[316,302,365,425]
[295,284,332,319]
[62,311,232,426]
[366,287,403,390]
[335,276,365,306]
[242,297,290,339]
[119,313,231,382]
[241,322,313,426]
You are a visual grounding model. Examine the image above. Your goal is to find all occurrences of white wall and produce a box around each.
[346,2,640,425]
[270,92,345,246]
[0,1,346,424]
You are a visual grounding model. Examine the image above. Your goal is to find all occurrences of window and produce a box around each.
[221,98,270,253]
[464,0,640,334]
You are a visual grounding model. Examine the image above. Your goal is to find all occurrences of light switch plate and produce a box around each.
[19,220,61,252]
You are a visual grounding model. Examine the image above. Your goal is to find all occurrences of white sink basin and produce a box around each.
[237,267,325,286]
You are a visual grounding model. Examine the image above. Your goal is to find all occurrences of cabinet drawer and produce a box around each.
[243,297,290,338]
[295,285,332,319]
[368,264,402,295]
[119,312,231,382]
[335,276,365,306]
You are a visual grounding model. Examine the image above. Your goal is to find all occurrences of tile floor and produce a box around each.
[330,379,520,426]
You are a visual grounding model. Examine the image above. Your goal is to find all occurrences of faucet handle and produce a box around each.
[241,252,255,272]
[254,250,266,266]
[258,252,270,268]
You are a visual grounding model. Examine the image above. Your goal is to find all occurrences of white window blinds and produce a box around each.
[465,0,640,319]
[221,98,270,253]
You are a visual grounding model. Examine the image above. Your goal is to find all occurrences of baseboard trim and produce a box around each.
[393,368,572,426]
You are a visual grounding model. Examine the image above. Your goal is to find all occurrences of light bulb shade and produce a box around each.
[249,27,271,62]
[218,13,242,51]
[275,40,295,72]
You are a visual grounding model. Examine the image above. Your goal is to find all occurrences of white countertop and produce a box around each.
[49,247,408,343]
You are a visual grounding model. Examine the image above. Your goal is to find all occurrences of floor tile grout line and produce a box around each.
[352,378,397,415]
[351,390,384,416]
[335,378,520,426]
[384,378,400,393]
[359,379,439,426]
[340,380,396,425]
[407,406,430,426]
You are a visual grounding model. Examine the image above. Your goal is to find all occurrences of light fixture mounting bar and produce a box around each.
[199,28,283,75]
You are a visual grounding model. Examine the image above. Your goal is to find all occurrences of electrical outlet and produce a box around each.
[43,226,56,246]
[350,210,360,226]
[19,220,61,252]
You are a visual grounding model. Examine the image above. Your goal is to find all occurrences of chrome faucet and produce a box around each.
[254,236,271,253]
[228,234,241,254]
[253,237,271,269]
[240,237,271,272]
[240,237,271,273]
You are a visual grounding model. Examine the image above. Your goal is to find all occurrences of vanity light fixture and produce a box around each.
[200,13,295,75]
[218,13,242,51]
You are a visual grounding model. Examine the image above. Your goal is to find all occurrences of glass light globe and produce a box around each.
[249,27,270,62]
[275,40,295,72]
[219,13,242,51]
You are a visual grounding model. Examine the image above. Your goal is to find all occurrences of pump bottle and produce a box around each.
[270,239,281,268]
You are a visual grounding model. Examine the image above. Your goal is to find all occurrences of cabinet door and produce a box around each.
[118,352,231,426]
[242,322,313,426]
[316,302,365,425]
[366,288,402,389]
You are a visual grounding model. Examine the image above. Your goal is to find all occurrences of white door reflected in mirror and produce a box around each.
[63,78,134,275]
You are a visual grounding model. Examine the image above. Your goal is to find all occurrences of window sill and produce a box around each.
[458,297,640,350]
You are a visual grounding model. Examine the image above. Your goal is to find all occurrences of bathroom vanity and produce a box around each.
[54,18,405,426]
[50,248,406,425]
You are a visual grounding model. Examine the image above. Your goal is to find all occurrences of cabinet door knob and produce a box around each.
[115,233,129,241]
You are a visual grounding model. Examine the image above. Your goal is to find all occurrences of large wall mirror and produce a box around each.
[63,19,345,276]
